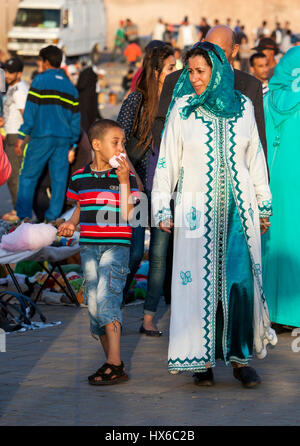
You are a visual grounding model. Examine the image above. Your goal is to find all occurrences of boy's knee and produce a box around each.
[105,320,122,333]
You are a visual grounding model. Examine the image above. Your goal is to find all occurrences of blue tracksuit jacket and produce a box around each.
[18,68,80,146]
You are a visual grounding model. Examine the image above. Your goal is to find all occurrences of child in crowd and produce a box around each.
[58,119,140,385]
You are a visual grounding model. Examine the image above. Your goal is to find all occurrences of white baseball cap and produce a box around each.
[92,66,106,76]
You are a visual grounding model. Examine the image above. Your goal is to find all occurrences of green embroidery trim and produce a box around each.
[227,96,267,305]
[259,199,272,217]
[176,166,184,205]
[157,157,167,168]
[248,204,254,223]
[180,270,192,285]
[154,207,172,226]
[254,263,262,275]
[185,206,201,231]
[229,356,253,364]
[193,113,214,362]
[168,357,216,372]
[217,118,230,364]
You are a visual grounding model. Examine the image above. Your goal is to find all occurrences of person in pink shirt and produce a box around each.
[0,137,12,186]
[0,70,11,186]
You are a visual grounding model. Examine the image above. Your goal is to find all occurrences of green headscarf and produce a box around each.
[266,46,300,128]
[167,42,243,121]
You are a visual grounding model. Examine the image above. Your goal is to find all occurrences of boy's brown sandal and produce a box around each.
[88,361,129,386]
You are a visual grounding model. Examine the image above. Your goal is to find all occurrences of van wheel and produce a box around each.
[91,44,101,64]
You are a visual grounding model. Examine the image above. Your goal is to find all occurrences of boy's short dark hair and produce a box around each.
[39,45,63,68]
[88,119,124,146]
[250,52,267,67]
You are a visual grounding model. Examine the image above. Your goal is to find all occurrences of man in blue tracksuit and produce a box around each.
[15,45,81,221]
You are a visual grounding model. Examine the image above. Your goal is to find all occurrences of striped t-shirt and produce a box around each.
[67,163,140,246]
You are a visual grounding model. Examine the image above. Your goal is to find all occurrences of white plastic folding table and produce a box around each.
[0,244,81,307]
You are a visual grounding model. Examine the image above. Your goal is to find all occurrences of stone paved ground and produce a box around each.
[0,301,299,426]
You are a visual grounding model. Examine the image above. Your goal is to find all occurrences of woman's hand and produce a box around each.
[57,221,76,238]
[260,217,271,235]
[159,218,174,234]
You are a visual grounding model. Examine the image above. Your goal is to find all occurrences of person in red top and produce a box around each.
[123,41,142,67]
[0,71,11,186]
[0,137,12,186]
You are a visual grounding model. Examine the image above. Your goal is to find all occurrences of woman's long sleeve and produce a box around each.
[152,103,183,226]
[246,103,272,218]
[117,91,142,141]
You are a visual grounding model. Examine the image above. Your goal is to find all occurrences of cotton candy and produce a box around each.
[109,153,126,168]
[1,223,57,252]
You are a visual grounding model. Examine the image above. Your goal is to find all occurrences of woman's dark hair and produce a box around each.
[184,47,213,67]
[135,44,174,150]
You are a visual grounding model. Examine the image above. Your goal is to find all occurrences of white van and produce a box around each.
[7,0,106,60]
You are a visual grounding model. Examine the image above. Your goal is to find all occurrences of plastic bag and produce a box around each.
[1,223,57,252]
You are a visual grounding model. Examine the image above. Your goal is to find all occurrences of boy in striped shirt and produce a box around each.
[58,119,139,385]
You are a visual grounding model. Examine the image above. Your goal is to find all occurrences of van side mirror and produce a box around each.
[63,9,69,28]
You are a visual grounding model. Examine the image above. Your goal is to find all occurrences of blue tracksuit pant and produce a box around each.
[16,136,71,221]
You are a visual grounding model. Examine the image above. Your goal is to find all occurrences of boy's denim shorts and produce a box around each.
[80,244,130,336]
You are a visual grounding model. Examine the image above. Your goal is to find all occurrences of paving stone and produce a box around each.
[0,302,299,426]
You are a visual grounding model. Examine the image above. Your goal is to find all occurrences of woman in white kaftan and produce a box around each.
[152,43,277,386]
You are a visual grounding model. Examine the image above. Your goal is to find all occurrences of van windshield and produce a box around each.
[14,9,61,28]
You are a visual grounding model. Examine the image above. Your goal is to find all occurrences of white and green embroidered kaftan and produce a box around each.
[152,95,277,373]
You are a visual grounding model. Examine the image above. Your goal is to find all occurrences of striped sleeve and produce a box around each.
[67,173,80,201]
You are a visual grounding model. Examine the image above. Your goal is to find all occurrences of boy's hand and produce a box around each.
[57,221,76,238]
[116,155,130,184]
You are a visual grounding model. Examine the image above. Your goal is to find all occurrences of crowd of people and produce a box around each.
[116,16,299,102]
[0,16,299,389]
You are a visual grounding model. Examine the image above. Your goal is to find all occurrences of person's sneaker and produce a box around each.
[233,366,261,388]
[193,368,215,386]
